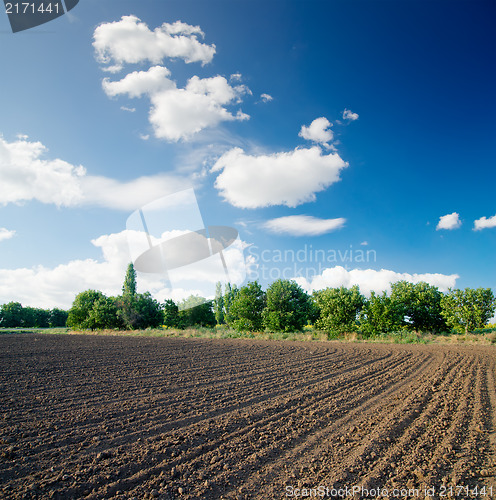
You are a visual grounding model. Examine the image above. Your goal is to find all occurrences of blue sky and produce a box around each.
[0,0,495,309]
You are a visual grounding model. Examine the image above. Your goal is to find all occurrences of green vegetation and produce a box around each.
[228,281,265,332]
[441,287,496,333]
[263,279,311,332]
[314,285,365,335]
[1,264,495,343]
[0,302,68,328]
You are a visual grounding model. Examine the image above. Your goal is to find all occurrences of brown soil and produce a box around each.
[1,334,495,499]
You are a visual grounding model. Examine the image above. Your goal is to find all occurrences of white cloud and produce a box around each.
[360,241,368,246]
[95,18,251,141]
[120,106,136,113]
[0,228,16,242]
[299,117,333,147]
[103,66,174,98]
[79,174,191,211]
[263,215,346,236]
[212,145,348,208]
[295,266,459,297]
[103,67,250,142]
[93,16,216,72]
[260,93,273,103]
[474,214,496,231]
[0,135,86,207]
[149,76,250,141]
[436,212,462,230]
[0,230,248,309]
[343,109,359,121]
[0,135,190,210]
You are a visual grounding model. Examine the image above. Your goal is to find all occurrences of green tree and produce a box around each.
[178,295,216,328]
[67,290,108,330]
[134,293,163,329]
[49,308,69,327]
[223,283,239,326]
[213,281,225,325]
[314,286,365,335]
[441,287,496,333]
[115,293,163,330]
[263,279,311,332]
[22,307,50,328]
[0,301,23,328]
[390,281,446,333]
[163,299,180,328]
[359,291,403,337]
[122,262,137,297]
[88,296,120,330]
[229,281,265,332]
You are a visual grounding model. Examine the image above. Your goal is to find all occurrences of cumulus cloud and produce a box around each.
[149,75,250,141]
[93,16,216,72]
[102,66,250,142]
[0,228,16,242]
[263,215,346,236]
[103,66,174,98]
[212,146,348,209]
[295,266,459,297]
[0,134,190,210]
[343,109,359,121]
[260,93,273,103]
[436,212,462,230]
[0,135,86,207]
[0,230,248,309]
[474,214,496,231]
[299,117,333,148]
[95,17,251,141]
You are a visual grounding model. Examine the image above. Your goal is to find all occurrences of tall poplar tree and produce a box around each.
[122,263,137,297]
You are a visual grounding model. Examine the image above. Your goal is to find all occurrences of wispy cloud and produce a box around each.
[342,109,359,121]
[0,228,16,242]
[263,215,345,236]
[0,134,190,211]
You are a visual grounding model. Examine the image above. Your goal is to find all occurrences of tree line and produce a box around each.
[2,263,495,336]
[164,279,496,336]
[0,302,68,328]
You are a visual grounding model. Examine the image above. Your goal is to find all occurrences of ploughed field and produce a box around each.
[1,334,495,500]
